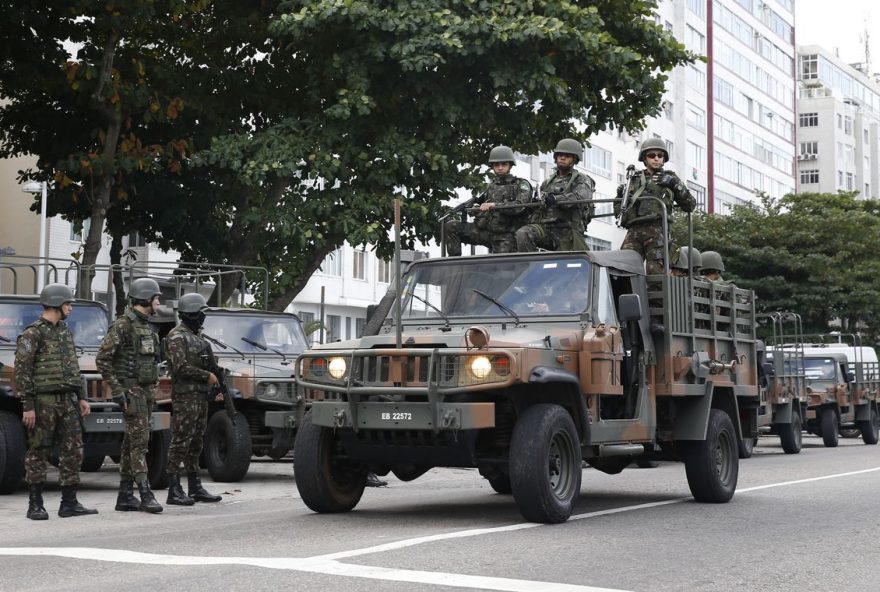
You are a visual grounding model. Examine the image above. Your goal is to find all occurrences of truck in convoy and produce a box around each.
[292,248,763,523]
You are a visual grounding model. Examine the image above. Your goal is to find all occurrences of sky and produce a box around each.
[795,0,879,71]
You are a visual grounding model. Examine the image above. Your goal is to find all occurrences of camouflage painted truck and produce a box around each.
[798,337,880,447]
[292,249,762,523]
[155,307,309,482]
[0,293,171,493]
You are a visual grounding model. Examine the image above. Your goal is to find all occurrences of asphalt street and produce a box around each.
[1,434,878,592]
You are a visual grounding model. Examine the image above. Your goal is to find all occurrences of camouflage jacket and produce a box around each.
[473,174,533,232]
[164,323,215,395]
[14,317,83,412]
[534,169,595,228]
[616,168,695,227]
[96,307,160,397]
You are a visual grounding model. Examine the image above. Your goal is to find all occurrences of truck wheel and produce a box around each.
[737,436,757,459]
[820,408,839,447]
[80,455,105,472]
[147,430,171,489]
[779,412,803,454]
[859,407,879,445]
[684,409,738,503]
[0,411,26,494]
[509,404,582,524]
[205,412,252,482]
[293,412,366,513]
[486,472,512,494]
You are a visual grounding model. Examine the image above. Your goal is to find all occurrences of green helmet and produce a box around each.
[638,137,669,163]
[690,248,702,274]
[488,145,515,164]
[671,246,698,273]
[553,138,583,163]
[40,283,75,307]
[178,292,208,314]
[701,251,725,273]
[129,278,161,301]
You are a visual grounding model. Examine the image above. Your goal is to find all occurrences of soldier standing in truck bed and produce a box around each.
[16,283,97,520]
[96,278,163,514]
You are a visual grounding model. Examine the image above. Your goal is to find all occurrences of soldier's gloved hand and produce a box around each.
[616,185,625,199]
[544,193,557,206]
[656,173,677,188]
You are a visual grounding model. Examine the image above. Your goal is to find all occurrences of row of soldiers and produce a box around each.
[15,280,223,520]
[444,137,696,274]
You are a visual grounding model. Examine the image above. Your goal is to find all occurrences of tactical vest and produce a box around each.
[539,170,592,227]
[166,325,213,394]
[111,309,160,386]
[29,319,81,393]
[476,176,531,231]
[620,170,676,227]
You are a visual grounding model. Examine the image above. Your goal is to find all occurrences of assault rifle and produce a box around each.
[439,191,487,222]
[207,366,238,425]
[616,164,637,224]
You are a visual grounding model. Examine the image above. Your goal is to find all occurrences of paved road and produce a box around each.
[1,435,878,592]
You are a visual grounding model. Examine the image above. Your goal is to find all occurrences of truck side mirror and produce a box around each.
[846,371,856,383]
[618,294,642,322]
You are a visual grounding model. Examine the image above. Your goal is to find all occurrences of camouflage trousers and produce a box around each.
[516,223,588,252]
[25,393,83,486]
[621,223,669,275]
[120,385,155,481]
[445,219,517,256]
[167,392,208,475]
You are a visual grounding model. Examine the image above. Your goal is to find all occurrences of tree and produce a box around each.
[672,192,880,340]
[3,1,694,310]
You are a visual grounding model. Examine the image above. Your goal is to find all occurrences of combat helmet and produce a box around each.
[488,145,516,165]
[178,292,208,314]
[701,251,725,273]
[40,283,75,307]
[670,246,698,273]
[690,248,703,276]
[638,137,669,163]
[129,278,161,302]
[553,138,583,164]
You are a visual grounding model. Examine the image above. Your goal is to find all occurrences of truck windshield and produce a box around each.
[804,357,838,384]
[202,312,308,355]
[399,256,591,319]
[0,302,108,348]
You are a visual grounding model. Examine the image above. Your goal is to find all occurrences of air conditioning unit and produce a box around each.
[797,154,818,161]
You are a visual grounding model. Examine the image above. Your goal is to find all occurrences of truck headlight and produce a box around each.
[263,383,279,398]
[328,357,347,379]
[468,355,492,379]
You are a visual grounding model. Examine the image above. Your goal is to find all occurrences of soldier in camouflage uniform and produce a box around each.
[516,138,595,252]
[615,137,696,274]
[96,278,163,514]
[16,283,97,520]
[700,251,727,283]
[446,145,533,256]
[164,293,222,505]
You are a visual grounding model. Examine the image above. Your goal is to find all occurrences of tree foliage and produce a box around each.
[672,192,880,341]
[3,1,694,310]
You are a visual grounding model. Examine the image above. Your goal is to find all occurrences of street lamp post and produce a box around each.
[21,180,48,291]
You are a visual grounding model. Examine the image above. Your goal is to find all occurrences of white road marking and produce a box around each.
[2,465,878,592]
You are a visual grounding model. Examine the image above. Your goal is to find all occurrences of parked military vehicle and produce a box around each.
[293,247,762,523]
[0,293,171,493]
[798,338,880,447]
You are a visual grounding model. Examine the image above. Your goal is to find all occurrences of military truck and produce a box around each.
[155,307,309,482]
[798,338,880,447]
[292,249,762,523]
[0,293,171,493]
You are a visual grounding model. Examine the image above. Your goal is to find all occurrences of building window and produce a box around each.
[586,236,611,252]
[799,169,819,184]
[298,311,315,326]
[686,141,704,169]
[687,0,705,19]
[686,102,705,129]
[844,116,853,136]
[665,140,674,157]
[687,182,707,211]
[377,259,391,284]
[352,249,366,280]
[327,314,341,342]
[836,113,843,129]
[663,101,674,120]
[687,66,706,92]
[585,144,612,178]
[355,318,366,338]
[799,112,818,127]
[846,173,855,191]
[685,25,705,53]
[319,249,343,276]
[799,141,818,157]
[69,219,91,242]
[128,231,146,248]
[838,170,844,186]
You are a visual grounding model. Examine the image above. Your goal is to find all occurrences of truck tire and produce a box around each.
[293,412,366,513]
[0,410,26,494]
[779,412,803,454]
[147,430,171,489]
[486,472,512,494]
[683,409,738,503]
[820,408,839,447]
[859,406,879,445]
[737,436,757,459]
[509,404,582,524]
[205,412,252,482]
[80,455,105,472]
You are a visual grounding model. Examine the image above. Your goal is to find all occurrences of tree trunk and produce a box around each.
[108,227,127,317]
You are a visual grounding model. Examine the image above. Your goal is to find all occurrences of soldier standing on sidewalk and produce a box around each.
[164,293,222,505]
[96,278,163,514]
[16,283,97,520]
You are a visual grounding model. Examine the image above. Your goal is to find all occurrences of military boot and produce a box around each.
[58,485,98,517]
[188,472,221,502]
[166,474,194,506]
[136,480,163,514]
[26,484,49,521]
[115,479,140,512]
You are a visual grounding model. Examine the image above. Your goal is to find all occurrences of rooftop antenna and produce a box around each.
[864,18,872,75]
